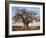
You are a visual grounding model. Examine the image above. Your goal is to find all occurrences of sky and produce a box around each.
[12,7,40,16]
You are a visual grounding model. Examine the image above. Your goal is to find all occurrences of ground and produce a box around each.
[12,21,40,31]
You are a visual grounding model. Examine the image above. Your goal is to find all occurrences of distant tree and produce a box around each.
[13,9,37,30]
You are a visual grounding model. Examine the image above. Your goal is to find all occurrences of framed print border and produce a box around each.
[5,1,45,37]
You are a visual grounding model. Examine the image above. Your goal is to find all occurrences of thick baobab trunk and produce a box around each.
[23,23,28,30]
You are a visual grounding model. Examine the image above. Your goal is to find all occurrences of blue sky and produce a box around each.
[12,7,40,16]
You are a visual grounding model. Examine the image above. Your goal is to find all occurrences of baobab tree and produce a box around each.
[13,9,37,30]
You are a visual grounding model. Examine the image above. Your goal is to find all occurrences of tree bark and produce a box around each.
[24,23,28,30]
